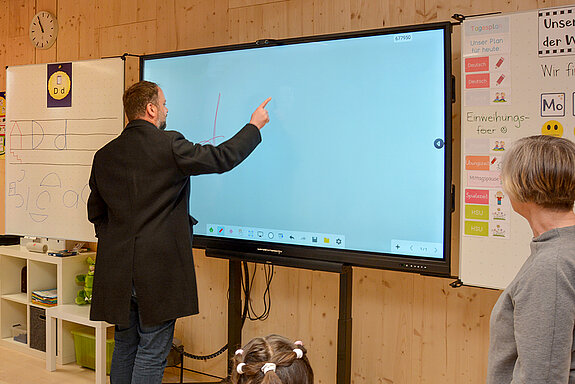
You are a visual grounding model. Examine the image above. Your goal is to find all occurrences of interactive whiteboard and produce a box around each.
[5,58,124,241]
[143,23,453,275]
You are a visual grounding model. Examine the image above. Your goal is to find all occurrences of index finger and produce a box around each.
[259,97,272,109]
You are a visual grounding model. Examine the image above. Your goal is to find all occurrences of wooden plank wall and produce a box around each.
[1,0,572,382]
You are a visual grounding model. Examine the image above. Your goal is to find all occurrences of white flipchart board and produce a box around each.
[5,58,124,242]
[459,6,575,289]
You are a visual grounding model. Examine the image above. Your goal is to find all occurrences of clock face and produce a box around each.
[29,11,58,50]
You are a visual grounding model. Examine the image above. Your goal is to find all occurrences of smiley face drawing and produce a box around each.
[541,120,564,137]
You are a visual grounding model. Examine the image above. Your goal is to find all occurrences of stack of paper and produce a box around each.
[31,289,58,307]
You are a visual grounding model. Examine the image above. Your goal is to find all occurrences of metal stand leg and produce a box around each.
[336,265,352,384]
[227,260,243,375]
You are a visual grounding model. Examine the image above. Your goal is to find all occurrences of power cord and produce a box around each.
[242,261,273,321]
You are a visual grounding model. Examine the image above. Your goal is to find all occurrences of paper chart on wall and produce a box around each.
[5,58,124,241]
[459,6,575,289]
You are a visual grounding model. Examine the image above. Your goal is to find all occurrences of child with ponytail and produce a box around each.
[231,334,313,384]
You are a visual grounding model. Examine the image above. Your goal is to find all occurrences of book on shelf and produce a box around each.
[31,289,57,307]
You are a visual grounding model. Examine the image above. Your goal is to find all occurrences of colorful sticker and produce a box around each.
[490,189,509,207]
[467,171,502,188]
[491,222,509,238]
[541,120,564,137]
[465,204,490,220]
[465,221,489,236]
[465,189,490,204]
[47,63,72,108]
[491,206,508,221]
[465,155,490,170]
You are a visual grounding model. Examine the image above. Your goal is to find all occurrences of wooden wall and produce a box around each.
[1,0,572,383]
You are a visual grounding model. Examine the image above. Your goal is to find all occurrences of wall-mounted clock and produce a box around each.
[29,11,58,50]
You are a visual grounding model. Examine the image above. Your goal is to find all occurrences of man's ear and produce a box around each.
[145,102,157,119]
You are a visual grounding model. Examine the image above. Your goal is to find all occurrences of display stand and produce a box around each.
[337,265,352,384]
[206,250,352,384]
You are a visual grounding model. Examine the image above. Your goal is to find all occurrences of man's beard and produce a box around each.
[159,121,167,130]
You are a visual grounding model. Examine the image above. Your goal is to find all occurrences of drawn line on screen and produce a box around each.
[199,92,225,145]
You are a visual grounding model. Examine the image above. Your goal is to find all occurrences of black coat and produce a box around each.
[87,119,261,326]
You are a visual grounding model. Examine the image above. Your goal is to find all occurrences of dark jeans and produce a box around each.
[110,290,176,384]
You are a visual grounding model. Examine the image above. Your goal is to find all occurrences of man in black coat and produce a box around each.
[87,80,270,383]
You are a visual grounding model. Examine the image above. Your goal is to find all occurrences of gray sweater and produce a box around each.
[487,225,575,383]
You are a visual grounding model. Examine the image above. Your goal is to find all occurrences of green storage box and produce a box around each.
[71,329,114,375]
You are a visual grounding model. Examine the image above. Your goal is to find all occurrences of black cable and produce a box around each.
[258,264,273,321]
[167,345,226,382]
[178,261,255,361]
[241,262,273,321]
[241,261,251,326]
[176,366,225,380]
[179,343,228,360]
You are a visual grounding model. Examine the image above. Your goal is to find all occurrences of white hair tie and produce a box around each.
[235,349,244,356]
[261,362,276,374]
[293,348,304,359]
[236,363,246,374]
[294,340,303,346]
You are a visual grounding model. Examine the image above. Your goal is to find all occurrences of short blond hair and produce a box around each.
[501,135,575,210]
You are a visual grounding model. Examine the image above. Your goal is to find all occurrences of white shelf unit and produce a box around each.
[0,245,93,363]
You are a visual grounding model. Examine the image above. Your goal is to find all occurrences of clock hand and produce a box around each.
[37,16,44,33]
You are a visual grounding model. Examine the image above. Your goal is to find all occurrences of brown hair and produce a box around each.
[501,135,575,210]
[122,81,159,121]
[231,334,313,384]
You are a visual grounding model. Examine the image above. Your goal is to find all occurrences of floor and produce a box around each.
[0,344,210,384]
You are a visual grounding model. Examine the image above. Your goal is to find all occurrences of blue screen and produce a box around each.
[143,28,448,260]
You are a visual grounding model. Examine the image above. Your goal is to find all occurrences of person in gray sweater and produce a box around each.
[487,135,575,383]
